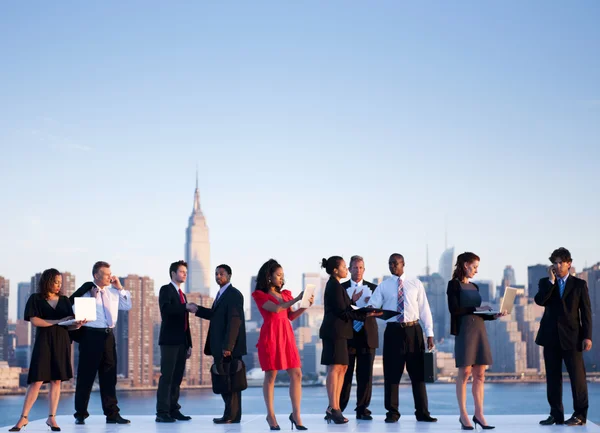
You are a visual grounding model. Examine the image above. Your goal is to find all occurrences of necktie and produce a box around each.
[558,278,566,298]
[396,278,405,322]
[352,284,364,332]
[99,289,113,327]
[179,289,188,331]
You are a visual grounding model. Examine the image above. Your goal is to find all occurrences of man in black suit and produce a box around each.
[155,260,193,423]
[339,255,378,420]
[188,264,246,424]
[535,247,592,427]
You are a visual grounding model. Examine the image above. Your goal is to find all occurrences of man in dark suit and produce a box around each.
[535,247,592,427]
[155,260,193,423]
[339,255,378,420]
[188,264,246,424]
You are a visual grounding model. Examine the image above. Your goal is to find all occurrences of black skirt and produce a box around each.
[321,339,349,366]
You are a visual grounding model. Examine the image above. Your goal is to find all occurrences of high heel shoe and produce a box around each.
[265,415,280,431]
[329,409,348,425]
[473,415,495,430]
[9,415,28,432]
[459,417,474,430]
[46,415,61,432]
[324,407,332,423]
[289,413,307,431]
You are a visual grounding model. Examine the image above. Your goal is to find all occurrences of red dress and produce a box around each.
[252,289,301,371]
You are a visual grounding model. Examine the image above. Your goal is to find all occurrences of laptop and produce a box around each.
[474,287,518,315]
[58,297,97,326]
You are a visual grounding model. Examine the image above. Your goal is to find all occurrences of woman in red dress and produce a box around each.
[252,259,314,431]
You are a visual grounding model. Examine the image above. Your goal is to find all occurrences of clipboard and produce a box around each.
[351,306,401,321]
[300,284,316,309]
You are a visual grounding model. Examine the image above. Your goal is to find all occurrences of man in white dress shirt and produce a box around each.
[368,253,437,423]
[70,261,132,425]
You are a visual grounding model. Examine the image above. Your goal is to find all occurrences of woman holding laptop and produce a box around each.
[9,269,85,432]
[447,253,506,430]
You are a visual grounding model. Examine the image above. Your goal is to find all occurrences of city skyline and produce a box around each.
[1,2,598,321]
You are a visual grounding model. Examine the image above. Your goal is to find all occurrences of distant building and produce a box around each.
[527,264,547,298]
[17,282,31,321]
[577,263,600,371]
[0,276,9,362]
[438,247,455,283]
[472,280,494,303]
[185,174,211,295]
[418,273,448,341]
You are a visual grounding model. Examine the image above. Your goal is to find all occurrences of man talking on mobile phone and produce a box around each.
[535,248,592,427]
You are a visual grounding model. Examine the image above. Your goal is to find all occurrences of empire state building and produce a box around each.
[185,175,211,294]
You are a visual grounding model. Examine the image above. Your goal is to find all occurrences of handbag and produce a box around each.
[210,358,248,394]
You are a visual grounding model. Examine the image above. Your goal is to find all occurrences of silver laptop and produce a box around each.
[474,287,518,315]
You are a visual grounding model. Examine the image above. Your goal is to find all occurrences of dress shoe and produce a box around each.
[74,417,85,425]
[357,413,373,420]
[539,415,564,425]
[155,415,176,423]
[213,418,233,424]
[565,416,586,426]
[384,416,399,423]
[106,415,131,424]
[417,415,438,422]
[170,411,191,421]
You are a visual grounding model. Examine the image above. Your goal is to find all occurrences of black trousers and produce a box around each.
[156,344,188,416]
[340,346,375,415]
[74,328,119,418]
[543,345,588,421]
[383,323,429,420]
[219,356,242,421]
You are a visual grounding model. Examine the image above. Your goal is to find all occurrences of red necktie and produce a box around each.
[179,289,188,331]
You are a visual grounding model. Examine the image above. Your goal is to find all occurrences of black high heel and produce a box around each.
[459,417,474,430]
[289,413,307,431]
[266,415,280,431]
[473,415,495,430]
[9,415,28,432]
[46,415,61,432]
[330,409,348,425]
[324,407,332,423]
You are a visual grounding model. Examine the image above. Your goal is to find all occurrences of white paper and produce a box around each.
[346,285,373,308]
[300,284,316,309]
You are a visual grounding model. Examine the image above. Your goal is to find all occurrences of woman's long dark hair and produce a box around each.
[38,268,62,299]
[255,259,283,293]
[452,252,480,281]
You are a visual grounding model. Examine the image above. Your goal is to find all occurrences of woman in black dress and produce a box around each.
[447,253,505,430]
[319,256,381,424]
[9,269,84,432]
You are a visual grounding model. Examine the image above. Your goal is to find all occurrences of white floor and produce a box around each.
[2,415,599,433]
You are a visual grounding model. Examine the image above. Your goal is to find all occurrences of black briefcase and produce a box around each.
[424,351,436,383]
[210,358,248,394]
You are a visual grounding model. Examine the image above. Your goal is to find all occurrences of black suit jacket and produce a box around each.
[320,277,367,341]
[341,280,379,348]
[158,283,192,348]
[446,279,494,336]
[534,275,592,351]
[69,281,95,304]
[195,285,247,360]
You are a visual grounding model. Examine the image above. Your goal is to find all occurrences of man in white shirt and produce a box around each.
[368,253,437,423]
[70,261,132,425]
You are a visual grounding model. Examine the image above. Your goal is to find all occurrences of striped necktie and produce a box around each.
[396,277,405,322]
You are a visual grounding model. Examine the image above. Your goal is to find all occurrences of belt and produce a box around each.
[389,320,419,328]
[84,327,113,334]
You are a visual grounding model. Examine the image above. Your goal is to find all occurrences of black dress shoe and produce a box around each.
[417,415,438,422]
[155,415,176,423]
[74,417,85,425]
[384,416,399,423]
[565,416,586,426]
[540,415,564,425]
[170,412,192,421]
[106,415,131,424]
[213,418,233,424]
[357,413,373,420]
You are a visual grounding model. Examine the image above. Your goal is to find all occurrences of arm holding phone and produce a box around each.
[534,267,557,307]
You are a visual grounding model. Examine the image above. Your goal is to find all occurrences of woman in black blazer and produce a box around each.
[319,256,380,424]
[447,252,504,430]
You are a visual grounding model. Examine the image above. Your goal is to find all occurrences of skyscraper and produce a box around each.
[119,275,155,387]
[577,263,600,371]
[502,265,517,287]
[438,247,455,283]
[418,273,448,341]
[0,276,9,362]
[249,276,262,327]
[527,264,547,298]
[472,280,495,303]
[17,282,31,321]
[61,272,76,297]
[185,174,211,295]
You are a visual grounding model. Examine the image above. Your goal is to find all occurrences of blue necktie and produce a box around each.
[558,278,566,298]
[353,285,364,332]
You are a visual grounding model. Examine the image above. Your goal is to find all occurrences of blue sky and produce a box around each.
[1,1,599,320]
